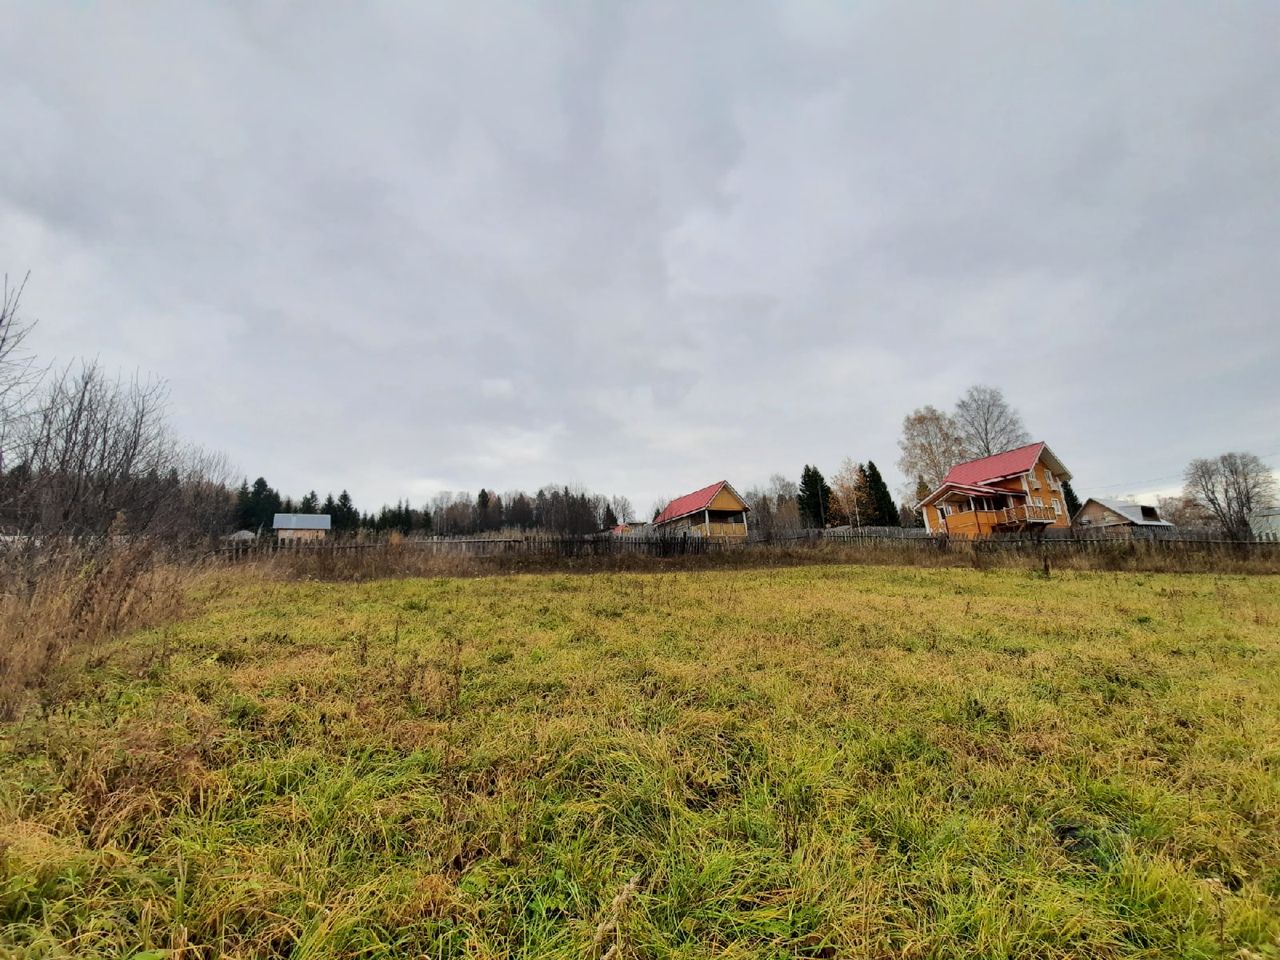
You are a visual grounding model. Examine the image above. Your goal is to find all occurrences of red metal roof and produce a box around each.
[942,442,1045,487]
[654,480,743,525]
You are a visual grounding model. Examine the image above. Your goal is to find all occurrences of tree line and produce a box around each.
[739,460,904,539]
[231,476,637,539]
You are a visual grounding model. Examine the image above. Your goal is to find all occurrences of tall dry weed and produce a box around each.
[0,539,194,719]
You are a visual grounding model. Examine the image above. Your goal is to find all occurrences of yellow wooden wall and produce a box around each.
[709,487,748,512]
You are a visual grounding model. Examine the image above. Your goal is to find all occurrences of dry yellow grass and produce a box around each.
[1,564,1278,958]
[0,541,193,720]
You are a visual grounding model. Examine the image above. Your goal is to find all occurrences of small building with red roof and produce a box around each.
[653,480,750,539]
[918,442,1073,537]
[609,521,649,537]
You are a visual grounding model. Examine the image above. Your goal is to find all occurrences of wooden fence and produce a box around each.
[217,527,1280,564]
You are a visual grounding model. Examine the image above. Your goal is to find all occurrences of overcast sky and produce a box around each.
[2,2,1277,514]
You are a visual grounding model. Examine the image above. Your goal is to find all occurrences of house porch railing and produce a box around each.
[998,504,1056,525]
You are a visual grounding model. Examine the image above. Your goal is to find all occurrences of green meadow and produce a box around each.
[2,565,1278,958]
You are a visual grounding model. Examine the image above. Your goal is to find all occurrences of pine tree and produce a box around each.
[864,461,899,526]
[1062,479,1082,518]
[602,503,619,530]
[300,490,319,513]
[797,465,832,528]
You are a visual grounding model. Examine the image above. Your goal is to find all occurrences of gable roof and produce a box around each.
[654,481,748,525]
[941,441,1071,487]
[1085,499,1174,527]
[273,513,331,530]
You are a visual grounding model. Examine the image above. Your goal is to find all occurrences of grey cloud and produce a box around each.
[1,1,1276,511]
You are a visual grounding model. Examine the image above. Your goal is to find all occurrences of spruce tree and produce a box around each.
[336,490,356,533]
[602,503,619,530]
[247,477,281,532]
[300,490,319,513]
[1062,479,1082,518]
[235,480,253,530]
[797,465,833,528]
[864,461,899,526]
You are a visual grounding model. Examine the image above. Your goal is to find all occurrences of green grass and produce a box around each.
[2,565,1279,958]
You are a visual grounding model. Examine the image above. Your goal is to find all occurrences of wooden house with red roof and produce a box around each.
[918,442,1072,537]
[653,481,750,539]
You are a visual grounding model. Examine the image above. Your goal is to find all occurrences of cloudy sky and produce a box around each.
[2,2,1277,514]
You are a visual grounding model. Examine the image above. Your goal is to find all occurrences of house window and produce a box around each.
[1034,497,1044,507]
[1052,499,1062,515]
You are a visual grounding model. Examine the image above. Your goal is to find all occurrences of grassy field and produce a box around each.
[2,565,1278,959]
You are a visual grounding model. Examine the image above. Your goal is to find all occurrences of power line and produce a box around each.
[1085,450,1280,493]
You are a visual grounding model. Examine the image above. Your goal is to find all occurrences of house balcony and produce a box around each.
[997,504,1056,525]
[937,501,1058,538]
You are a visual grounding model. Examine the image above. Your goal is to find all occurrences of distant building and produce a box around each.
[918,442,1072,538]
[225,529,257,542]
[610,521,649,537]
[273,513,331,541]
[1249,508,1280,541]
[1073,498,1174,531]
[653,481,749,539]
